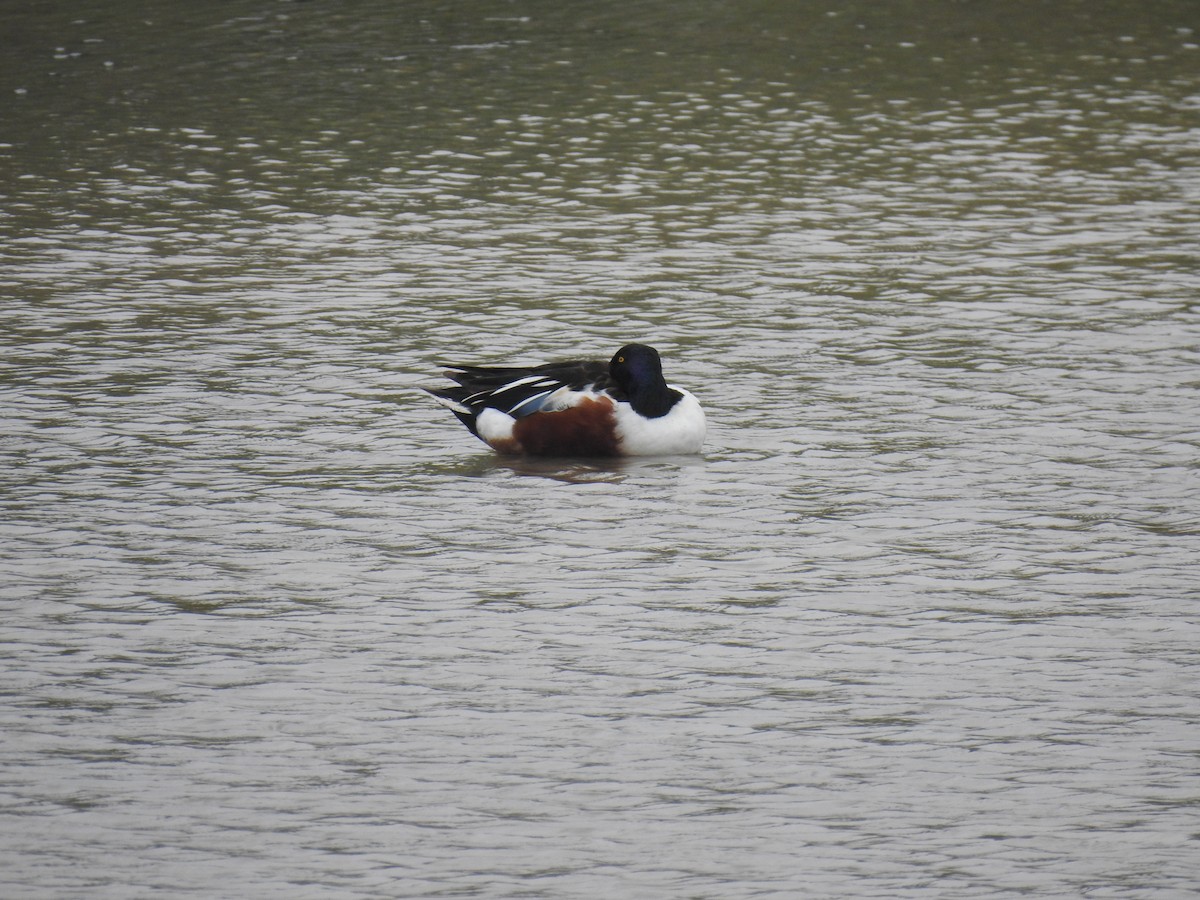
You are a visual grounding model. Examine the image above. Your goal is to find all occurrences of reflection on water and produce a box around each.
[2,0,1199,896]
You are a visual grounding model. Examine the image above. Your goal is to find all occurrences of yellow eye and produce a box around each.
[617,356,625,363]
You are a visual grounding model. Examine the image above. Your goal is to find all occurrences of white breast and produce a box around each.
[614,388,706,455]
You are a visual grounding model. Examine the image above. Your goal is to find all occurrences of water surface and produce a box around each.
[3,1,1199,896]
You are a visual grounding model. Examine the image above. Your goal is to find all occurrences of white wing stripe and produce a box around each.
[507,389,554,416]
[491,375,559,395]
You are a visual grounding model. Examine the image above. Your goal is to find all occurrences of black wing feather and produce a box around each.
[431,359,626,420]
[444,360,611,392]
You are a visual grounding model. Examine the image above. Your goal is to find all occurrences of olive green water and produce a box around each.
[3,1,1198,896]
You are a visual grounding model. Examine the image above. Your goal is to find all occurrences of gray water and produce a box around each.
[3,1,1199,896]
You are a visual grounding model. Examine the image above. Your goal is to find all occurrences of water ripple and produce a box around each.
[3,0,1200,896]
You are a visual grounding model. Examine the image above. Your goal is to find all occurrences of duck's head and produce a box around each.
[610,343,678,417]
[610,343,664,389]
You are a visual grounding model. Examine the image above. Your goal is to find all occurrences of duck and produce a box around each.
[426,343,706,457]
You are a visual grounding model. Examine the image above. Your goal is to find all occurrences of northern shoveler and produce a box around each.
[426,343,706,457]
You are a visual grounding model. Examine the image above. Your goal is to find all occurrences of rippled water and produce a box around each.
[3,1,1199,896]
